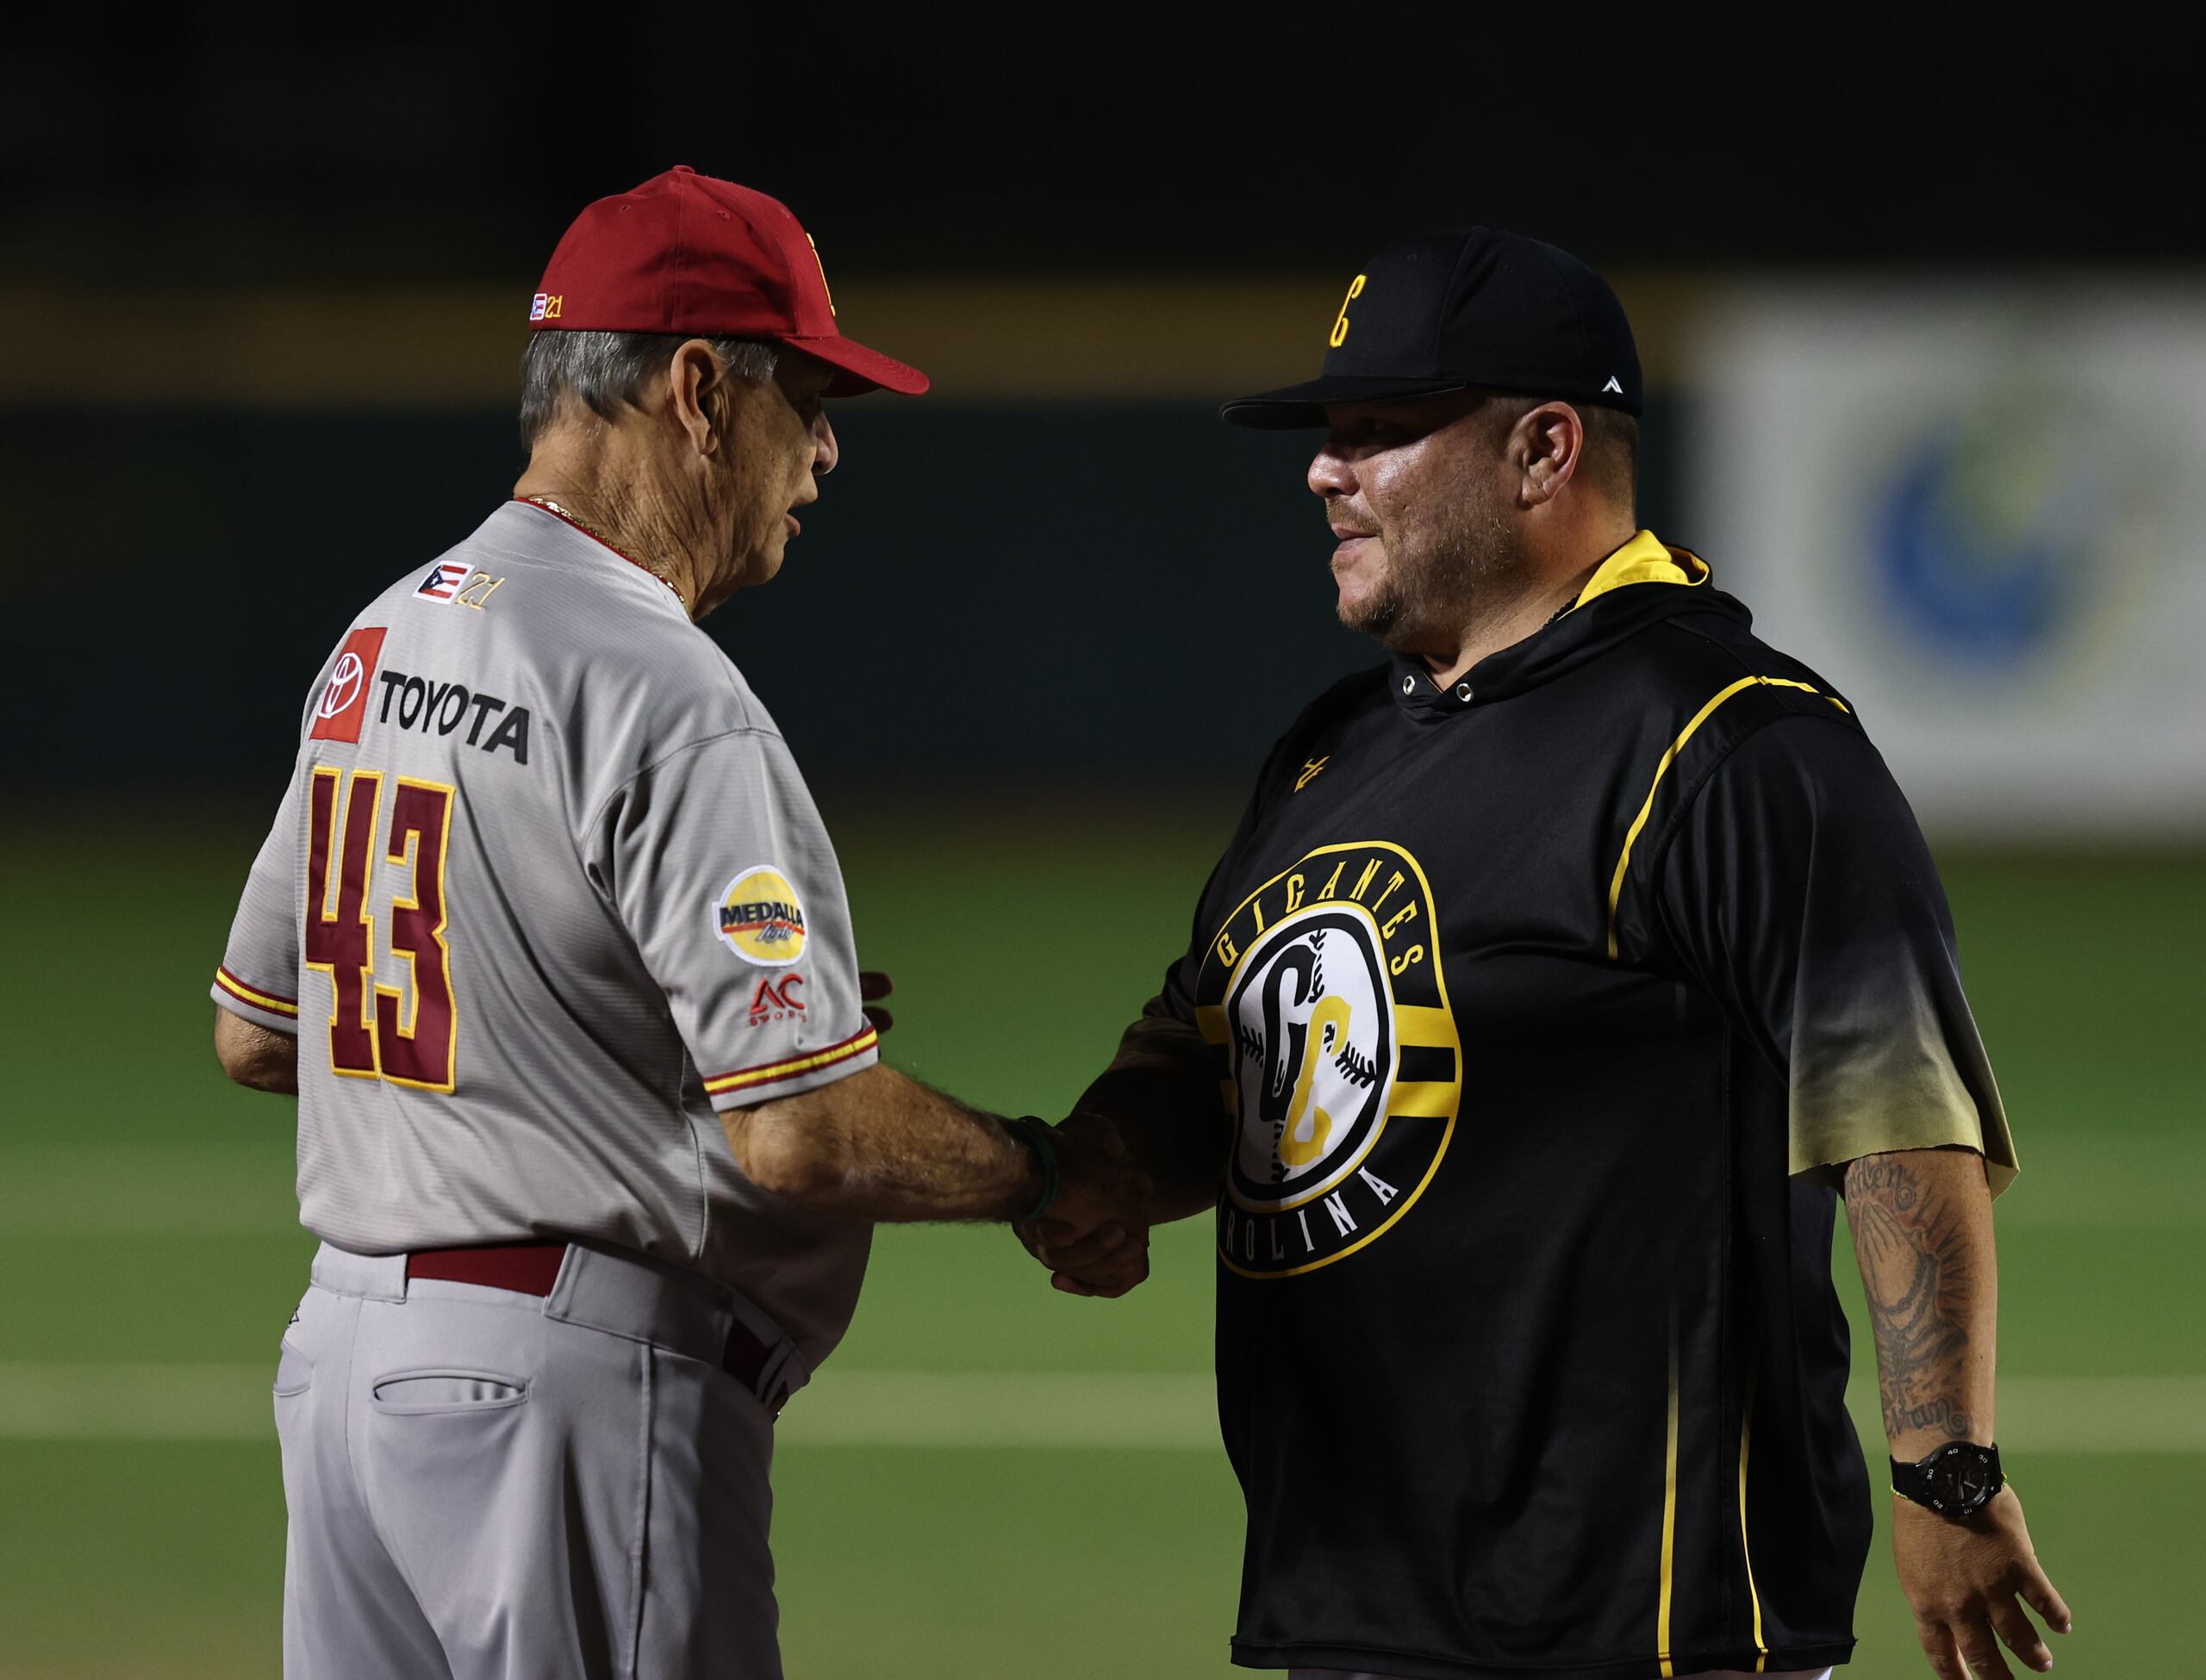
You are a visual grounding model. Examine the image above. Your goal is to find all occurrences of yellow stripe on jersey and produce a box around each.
[1606,676,1852,958]
[1657,1330,1680,1678]
[1740,1369,1769,1671]
[215,968,300,1017]
[703,1027,879,1098]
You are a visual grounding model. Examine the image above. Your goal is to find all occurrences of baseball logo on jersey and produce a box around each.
[1194,841,1461,1279]
[713,866,807,967]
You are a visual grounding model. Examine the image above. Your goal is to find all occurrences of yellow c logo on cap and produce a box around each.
[1329,274,1368,348]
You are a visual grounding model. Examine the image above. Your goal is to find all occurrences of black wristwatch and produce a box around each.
[1891,1441,2003,1519]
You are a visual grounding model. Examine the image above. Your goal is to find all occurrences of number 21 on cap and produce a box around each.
[1329,274,1367,347]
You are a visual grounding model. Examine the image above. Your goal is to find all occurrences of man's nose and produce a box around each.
[1308,442,1354,500]
[812,410,839,477]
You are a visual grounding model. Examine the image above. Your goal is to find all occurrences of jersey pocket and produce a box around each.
[369,1370,529,1415]
[273,1340,314,1398]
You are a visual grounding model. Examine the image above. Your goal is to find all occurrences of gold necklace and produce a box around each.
[518,495,687,609]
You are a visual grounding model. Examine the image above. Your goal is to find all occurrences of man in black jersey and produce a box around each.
[1023,231,2072,1680]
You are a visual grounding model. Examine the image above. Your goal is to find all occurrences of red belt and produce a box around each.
[404,1243,793,1416]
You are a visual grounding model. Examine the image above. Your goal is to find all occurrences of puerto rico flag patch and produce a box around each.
[414,562,470,604]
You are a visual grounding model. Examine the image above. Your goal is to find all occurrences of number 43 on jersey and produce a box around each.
[304,766,458,1091]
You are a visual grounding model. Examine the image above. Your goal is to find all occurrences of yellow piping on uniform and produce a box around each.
[1658,1330,1679,1677]
[1605,676,1852,958]
[215,968,299,1017]
[1740,1370,1768,1671]
[703,1027,879,1095]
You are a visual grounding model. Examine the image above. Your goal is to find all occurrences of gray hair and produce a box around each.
[518,331,780,449]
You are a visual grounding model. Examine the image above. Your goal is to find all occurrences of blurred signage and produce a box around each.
[1687,283,2206,838]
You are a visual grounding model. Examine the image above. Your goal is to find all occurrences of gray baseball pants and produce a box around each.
[274,1241,787,1678]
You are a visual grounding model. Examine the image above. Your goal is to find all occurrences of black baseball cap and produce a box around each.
[1221,227,1642,428]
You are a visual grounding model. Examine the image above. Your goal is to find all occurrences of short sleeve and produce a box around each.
[594,728,876,1110]
[212,770,304,1035]
[1652,714,2017,1194]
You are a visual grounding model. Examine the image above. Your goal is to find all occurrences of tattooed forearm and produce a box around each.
[1845,1152,1979,1445]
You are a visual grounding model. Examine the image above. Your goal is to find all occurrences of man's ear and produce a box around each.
[1516,401,1586,509]
[665,339,727,458]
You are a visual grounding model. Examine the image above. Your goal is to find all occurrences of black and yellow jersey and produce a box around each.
[1155,531,2016,1680]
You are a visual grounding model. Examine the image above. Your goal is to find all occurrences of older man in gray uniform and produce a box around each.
[209,165,1144,1679]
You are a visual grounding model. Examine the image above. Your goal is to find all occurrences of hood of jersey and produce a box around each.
[1388,534,1744,717]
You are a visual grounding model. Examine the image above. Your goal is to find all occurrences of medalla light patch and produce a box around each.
[1194,841,1461,1279]
[713,866,808,967]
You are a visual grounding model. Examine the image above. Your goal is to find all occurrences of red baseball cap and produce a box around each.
[529,165,929,398]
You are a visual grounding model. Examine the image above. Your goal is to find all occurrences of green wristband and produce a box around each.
[1007,1117,1060,1223]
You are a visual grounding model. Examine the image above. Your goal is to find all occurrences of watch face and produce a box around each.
[1931,1447,1997,1510]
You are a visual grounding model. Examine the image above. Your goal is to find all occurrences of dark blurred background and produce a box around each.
[3,32,2200,1680]
[6,31,2198,806]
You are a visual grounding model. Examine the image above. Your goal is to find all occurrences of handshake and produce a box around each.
[731,975,1212,1295]
[1011,1114,1155,1301]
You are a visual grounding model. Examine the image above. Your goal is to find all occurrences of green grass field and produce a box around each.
[2,810,2198,1677]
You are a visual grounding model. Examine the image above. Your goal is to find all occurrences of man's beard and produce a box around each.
[1338,483,1520,648]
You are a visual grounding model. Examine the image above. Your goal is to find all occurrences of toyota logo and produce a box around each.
[318,651,366,719]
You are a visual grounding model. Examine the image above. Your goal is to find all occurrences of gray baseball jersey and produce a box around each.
[214,499,877,1368]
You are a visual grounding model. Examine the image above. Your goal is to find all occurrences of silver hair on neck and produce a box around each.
[518,332,780,449]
